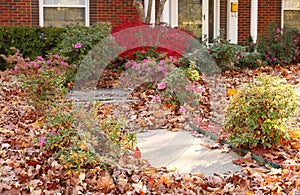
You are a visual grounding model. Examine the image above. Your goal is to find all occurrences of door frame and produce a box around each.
[202,0,220,42]
[162,0,220,41]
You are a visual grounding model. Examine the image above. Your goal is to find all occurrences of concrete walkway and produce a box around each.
[68,89,244,175]
[137,129,243,175]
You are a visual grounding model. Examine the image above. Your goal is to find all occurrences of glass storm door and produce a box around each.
[178,0,203,39]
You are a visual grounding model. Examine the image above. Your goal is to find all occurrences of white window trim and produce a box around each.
[39,0,90,27]
[281,0,300,28]
[250,0,258,43]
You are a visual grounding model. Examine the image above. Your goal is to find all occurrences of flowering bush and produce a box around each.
[120,57,176,88]
[1,50,75,110]
[207,37,242,70]
[223,74,296,148]
[53,22,112,74]
[121,56,204,108]
[257,22,299,66]
[160,68,204,106]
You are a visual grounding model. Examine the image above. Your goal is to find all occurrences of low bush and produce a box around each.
[223,73,296,148]
[2,50,75,111]
[206,35,243,71]
[53,22,112,70]
[257,22,300,66]
[0,26,66,70]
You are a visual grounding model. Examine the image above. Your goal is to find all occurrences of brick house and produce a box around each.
[0,0,299,45]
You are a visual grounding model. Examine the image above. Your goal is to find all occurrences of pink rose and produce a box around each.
[157,82,166,90]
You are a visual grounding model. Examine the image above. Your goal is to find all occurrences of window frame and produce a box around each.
[39,0,90,27]
[281,0,300,29]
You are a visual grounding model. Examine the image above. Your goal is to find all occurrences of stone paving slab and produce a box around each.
[137,129,243,175]
[66,88,138,103]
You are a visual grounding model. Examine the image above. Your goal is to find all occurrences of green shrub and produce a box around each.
[223,74,296,148]
[206,33,242,71]
[257,22,299,66]
[0,26,66,70]
[2,50,75,111]
[53,22,112,69]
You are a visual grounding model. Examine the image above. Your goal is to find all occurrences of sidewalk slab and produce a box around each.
[137,129,243,175]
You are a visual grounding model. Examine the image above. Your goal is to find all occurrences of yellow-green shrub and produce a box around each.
[223,74,296,148]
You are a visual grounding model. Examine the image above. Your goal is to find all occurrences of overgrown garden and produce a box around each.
[0,20,300,193]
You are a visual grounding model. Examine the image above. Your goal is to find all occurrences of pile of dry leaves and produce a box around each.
[1,63,300,193]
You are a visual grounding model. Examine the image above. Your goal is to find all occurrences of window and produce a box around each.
[282,0,300,30]
[39,0,89,27]
[178,0,203,38]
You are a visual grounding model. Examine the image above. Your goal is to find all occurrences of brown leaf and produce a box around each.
[133,146,142,158]
[232,157,253,165]
[96,172,115,193]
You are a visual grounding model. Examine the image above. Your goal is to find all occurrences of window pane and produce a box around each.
[178,0,203,37]
[284,0,300,9]
[284,10,300,30]
[44,7,85,27]
[43,0,85,6]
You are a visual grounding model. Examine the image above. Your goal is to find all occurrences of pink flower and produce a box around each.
[73,64,77,68]
[197,117,203,124]
[47,60,52,63]
[158,66,164,71]
[140,50,146,54]
[74,43,82,49]
[143,59,148,63]
[61,61,69,67]
[276,28,281,34]
[40,136,46,147]
[179,107,186,113]
[37,56,43,61]
[152,95,161,101]
[34,63,40,68]
[160,59,165,64]
[274,37,278,42]
[185,85,194,91]
[157,82,166,90]
[273,57,277,61]
[132,61,137,68]
[125,63,130,68]
[195,86,205,94]
[14,66,18,70]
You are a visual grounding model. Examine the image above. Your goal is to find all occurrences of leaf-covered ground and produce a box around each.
[1,64,300,194]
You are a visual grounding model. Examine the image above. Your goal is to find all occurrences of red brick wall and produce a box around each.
[220,0,227,39]
[98,0,139,26]
[90,0,98,25]
[0,0,32,26]
[258,0,281,35]
[31,0,38,26]
[238,0,251,45]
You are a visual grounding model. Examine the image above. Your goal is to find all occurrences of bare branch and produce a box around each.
[145,0,153,24]
[155,0,168,25]
[133,0,145,22]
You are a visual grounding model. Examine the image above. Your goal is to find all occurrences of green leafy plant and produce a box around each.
[223,73,296,148]
[160,68,204,106]
[53,22,112,69]
[184,61,199,81]
[0,26,66,70]
[100,116,136,150]
[206,32,242,71]
[257,22,299,66]
[2,50,75,111]
[41,104,103,171]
